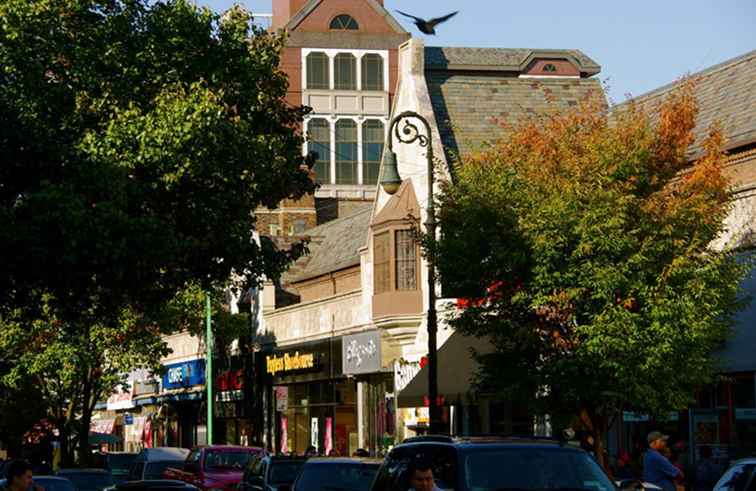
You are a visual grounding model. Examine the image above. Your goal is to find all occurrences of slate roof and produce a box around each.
[289,207,371,283]
[617,49,756,157]
[426,70,605,160]
[425,47,601,75]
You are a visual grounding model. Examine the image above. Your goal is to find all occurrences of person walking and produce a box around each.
[644,432,684,491]
[2,460,33,491]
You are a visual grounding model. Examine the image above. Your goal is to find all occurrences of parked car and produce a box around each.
[293,458,381,491]
[107,453,139,484]
[713,458,756,491]
[57,469,115,491]
[241,455,307,491]
[129,448,191,482]
[0,477,77,491]
[162,446,264,491]
[115,479,200,491]
[370,435,617,491]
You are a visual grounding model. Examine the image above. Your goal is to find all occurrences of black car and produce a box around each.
[107,454,139,485]
[242,455,307,491]
[370,436,617,491]
[57,468,115,491]
[115,480,199,491]
[0,477,77,491]
[293,458,381,491]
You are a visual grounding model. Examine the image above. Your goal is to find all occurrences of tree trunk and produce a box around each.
[78,373,93,466]
[580,407,610,472]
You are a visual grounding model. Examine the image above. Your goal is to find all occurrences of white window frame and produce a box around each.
[301,48,390,92]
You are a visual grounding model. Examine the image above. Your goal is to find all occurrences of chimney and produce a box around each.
[272,0,309,30]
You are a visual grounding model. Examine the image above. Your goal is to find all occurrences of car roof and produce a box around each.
[136,448,191,461]
[393,436,580,453]
[198,446,263,453]
[58,469,111,474]
[303,458,382,464]
[266,456,307,462]
[120,480,191,486]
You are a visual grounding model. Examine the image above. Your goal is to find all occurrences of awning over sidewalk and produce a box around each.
[397,332,493,408]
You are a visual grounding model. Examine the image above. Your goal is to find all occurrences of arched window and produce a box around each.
[362,120,384,185]
[306,52,329,90]
[334,53,357,90]
[330,14,359,30]
[542,63,557,73]
[308,119,331,184]
[335,120,358,184]
[361,54,384,91]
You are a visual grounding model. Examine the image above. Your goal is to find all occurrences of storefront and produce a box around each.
[266,338,359,456]
[159,358,207,448]
[214,364,254,446]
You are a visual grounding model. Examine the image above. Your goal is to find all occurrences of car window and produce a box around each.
[129,462,145,481]
[270,462,305,485]
[716,465,756,491]
[145,462,182,480]
[294,463,379,491]
[462,448,615,491]
[373,445,458,491]
[204,451,253,470]
[109,455,138,472]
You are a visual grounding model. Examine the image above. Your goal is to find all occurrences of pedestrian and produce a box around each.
[644,431,684,491]
[407,457,441,491]
[615,451,635,480]
[3,460,33,491]
[693,446,725,491]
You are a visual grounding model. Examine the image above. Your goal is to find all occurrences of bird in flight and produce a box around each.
[395,10,459,35]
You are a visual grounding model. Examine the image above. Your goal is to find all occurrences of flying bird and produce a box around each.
[395,10,459,35]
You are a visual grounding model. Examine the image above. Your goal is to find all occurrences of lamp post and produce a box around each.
[379,111,440,435]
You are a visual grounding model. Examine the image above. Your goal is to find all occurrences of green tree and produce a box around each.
[0,0,313,460]
[435,84,750,467]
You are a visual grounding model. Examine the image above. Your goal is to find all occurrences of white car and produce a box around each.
[713,458,756,491]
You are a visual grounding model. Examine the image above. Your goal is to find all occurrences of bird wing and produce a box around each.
[395,10,425,23]
[427,11,459,28]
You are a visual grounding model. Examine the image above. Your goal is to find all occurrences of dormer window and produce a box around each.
[330,14,359,30]
[543,63,557,73]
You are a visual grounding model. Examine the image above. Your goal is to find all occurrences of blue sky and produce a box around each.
[199,0,755,102]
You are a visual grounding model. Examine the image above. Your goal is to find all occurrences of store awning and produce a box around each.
[397,332,494,408]
[156,388,205,403]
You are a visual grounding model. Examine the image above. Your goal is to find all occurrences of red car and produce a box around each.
[163,446,264,491]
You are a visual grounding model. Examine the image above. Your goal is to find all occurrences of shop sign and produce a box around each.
[736,408,756,420]
[216,369,243,391]
[91,419,115,434]
[275,386,289,412]
[216,390,243,402]
[107,390,134,411]
[124,413,134,425]
[343,331,382,375]
[162,359,205,390]
[622,411,679,423]
[266,351,316,376]
[133,380,159,396]
[394,359,422,393]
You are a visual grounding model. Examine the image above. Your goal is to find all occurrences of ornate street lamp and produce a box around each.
[379,111,440,435]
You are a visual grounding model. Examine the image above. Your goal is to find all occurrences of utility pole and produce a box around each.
[206,293,213,445]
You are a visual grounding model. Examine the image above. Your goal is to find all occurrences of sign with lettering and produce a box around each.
[162,359,206,390]
[266,352,316,375]
[275,386,289,412]
[394,359,422,393]
[343,331,382,375]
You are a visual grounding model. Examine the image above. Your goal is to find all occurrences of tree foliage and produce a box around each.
[436,83,750,457]
[0,0,313,458]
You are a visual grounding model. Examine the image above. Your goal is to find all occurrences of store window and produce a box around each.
[335,120,358,184]
[306,52,329,90]
[374,232,390,294]
[362,120,384,185]
[395,230,417,290]
[361,54,384,91]
[308,118,331,184]
[334,53,357,90]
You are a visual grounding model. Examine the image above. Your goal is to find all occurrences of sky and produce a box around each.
[198,0,756,103]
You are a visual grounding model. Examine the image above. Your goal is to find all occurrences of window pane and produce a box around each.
[307,52,329,90]
[362,120,384,185]
[395,230,417,290]
[334,53,356,90]
[374,232,390,294]
[361,54,384,91]
[335,120,357,184]
[308,119,331,184]
[330,14,359,30]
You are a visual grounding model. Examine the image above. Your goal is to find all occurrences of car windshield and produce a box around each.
[463,449,616,491]
[145,462,183,480]
[295,463,379,491]
[270,461,306,485]
[205,451,254,470]
[58,473,114,491]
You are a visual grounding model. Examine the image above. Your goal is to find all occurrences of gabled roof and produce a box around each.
[426,71,605,161]
[425,47,601,75]
[616,49,756,157]
[286,0,407,34]
[289,207,372,283]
